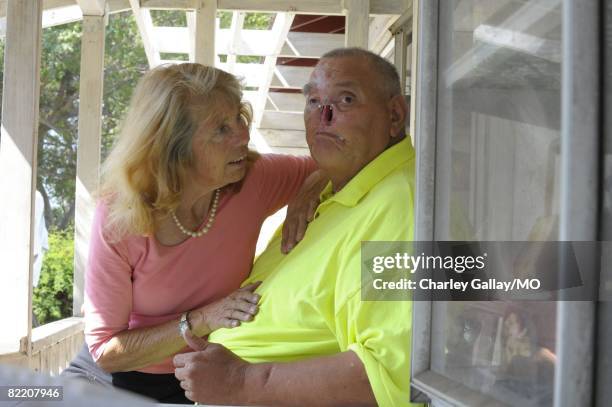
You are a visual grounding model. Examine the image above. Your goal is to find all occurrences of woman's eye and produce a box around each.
[307,97,320,107]
[217,125,230,134]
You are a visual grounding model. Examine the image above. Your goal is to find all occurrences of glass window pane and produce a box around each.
[431,1,562,405]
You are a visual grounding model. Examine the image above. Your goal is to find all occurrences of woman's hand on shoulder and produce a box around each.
[282,169,328,253]
[191,281,262,335]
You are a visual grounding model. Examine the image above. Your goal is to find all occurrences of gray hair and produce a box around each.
[319,47,402,98]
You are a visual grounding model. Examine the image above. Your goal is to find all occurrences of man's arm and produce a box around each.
[173,341,377,406]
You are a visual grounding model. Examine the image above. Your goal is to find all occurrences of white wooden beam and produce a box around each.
[266,92,305,112]
[393,23,408,94]
[369,15,396,53]
[344,0,369,48]
[408,0,417,139]
[129,0,160,67]
[226,11,244,73]
[260,111,304,131]
[271,65,313,89]
[73,15,105,317]
[0,0,43,355]
[75,0,105,15]
[253,12,294,127]
[194,0,216,66]
[186,11,196,61]
[154,28,345,58]
[280,32,344,57]
[140,0,408,15]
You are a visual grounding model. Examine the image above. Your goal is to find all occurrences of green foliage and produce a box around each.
[218,11,232,28]
[150,10,186,26]
[32,229,75,325]
[244,13,274,29]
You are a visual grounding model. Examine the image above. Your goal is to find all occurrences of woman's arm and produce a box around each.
[96,283,260,373]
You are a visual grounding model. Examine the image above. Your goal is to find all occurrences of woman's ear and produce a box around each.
[388,94,409,139]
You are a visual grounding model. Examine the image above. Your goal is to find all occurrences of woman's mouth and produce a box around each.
[228,155,247,165]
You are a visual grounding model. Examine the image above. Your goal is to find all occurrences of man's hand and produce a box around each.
[282,169,328,253]
[173,338,253,404]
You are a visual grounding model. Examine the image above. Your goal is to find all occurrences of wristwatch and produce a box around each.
[179,311,192,338]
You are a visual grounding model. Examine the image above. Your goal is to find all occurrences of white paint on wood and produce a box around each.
[266,92,305,112]
[271,65,312,89]
[369,15,396,53]
[260,111,304,131]
[74,15,105,317]
[253,13,294,127]
[75,0,105,15]
[186,11,196,61]
[194,0,216,66]
[249,127,273,153]
[0,0,43,355]
[218,62,266,86]
[0,4,84,38]
[393,26,407,94]
[154,26,190,53]
[129,0,160,67]
[280,32,344,57]
[344,0,369,48]
[408,0,417,139]
[138,0,406,15]
[226,11,244,73]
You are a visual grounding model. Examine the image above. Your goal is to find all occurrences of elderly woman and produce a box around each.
[65,63,321,403]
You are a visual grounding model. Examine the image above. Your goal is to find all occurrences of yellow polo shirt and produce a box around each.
[209,137,420,406]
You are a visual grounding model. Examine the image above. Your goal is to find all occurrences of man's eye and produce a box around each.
[340,95,354,104]
[307,97,320,106]
[217,125,230,134]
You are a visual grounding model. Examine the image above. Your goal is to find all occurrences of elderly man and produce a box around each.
[174,48,420,407]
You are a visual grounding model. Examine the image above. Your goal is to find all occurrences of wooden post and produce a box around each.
[393,27,407,94]
[194,0,216,66]
[73,14,105,317]
[0,0,43,354]
[344,0,370,48]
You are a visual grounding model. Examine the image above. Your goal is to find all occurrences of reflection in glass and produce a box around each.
[431,1,562,405]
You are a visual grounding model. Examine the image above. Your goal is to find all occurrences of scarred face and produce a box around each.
[303,56,402,191]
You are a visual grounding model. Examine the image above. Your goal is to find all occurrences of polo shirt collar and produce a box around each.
[318,136,414,209]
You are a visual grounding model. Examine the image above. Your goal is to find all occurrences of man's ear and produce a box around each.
[388,94,408,139]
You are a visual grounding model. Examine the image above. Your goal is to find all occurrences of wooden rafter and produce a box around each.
[253,12,295,127]
[139,0,408,15]
[128,0,160,67]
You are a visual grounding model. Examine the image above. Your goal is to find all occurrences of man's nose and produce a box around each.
[320,104,334,124]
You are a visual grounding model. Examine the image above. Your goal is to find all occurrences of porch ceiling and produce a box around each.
[0,0,407,155]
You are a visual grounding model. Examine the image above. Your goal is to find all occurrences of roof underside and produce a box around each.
[0,0,411,155]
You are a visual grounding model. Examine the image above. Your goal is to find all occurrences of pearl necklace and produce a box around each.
[171,189,220,238]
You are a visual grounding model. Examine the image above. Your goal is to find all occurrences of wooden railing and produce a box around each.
[0,317,84,376]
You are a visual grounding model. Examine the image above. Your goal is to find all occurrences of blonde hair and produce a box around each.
[100,63,253,240]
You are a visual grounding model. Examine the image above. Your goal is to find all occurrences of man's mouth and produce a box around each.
[228,155,247,164]
[316,131,346,143]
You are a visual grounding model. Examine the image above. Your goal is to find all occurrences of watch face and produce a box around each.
[179,313,191,337]
[179,320,189,336]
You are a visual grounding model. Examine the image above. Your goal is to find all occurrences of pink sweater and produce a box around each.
[84,154,315,373]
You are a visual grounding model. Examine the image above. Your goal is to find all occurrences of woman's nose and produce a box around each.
[235,125,250,146]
